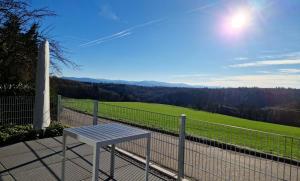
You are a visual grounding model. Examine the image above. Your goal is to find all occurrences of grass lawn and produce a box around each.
[62,98,300,159]
[105,102,300,137]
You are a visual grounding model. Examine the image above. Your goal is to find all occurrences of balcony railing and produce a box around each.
[1,95,299,180]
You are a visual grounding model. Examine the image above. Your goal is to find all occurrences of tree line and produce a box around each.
[52,77,300,127]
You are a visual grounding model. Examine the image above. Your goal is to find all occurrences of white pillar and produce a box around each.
[33,40,51,130]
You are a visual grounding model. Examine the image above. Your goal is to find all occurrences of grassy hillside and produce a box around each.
[62,98,300,159]
[105,102,300,138]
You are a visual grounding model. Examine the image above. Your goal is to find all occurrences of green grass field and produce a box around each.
[62,98,300,159]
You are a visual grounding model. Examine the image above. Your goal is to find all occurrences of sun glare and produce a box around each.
[222,7,253,36]
[230,9,251,30]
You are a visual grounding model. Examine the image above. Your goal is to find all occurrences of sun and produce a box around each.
[224,8,252,34]
[230,9,251,30]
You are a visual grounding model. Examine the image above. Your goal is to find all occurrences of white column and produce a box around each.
[33,40,51,130]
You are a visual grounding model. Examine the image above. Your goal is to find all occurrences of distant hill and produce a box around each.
[62,76,204,88]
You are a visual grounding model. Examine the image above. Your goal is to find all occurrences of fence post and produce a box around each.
[57,95,61,122]
[178,114,186,180]
[93,100,98,125]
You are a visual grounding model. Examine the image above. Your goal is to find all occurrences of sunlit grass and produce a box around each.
[62,98,300,160]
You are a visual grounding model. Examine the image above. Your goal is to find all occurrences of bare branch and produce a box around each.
[0,0,78,74]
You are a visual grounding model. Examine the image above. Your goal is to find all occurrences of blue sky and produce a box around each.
[30,0,300,88]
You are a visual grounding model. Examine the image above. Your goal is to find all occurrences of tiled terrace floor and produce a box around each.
[0,137,170,181]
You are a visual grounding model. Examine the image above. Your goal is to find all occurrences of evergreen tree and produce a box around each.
[0,0,77,95]
[0,15,38,86]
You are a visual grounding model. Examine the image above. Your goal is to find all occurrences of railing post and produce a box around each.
[57,95,61,122]
[178,114,186,180]
[93,100,98,125]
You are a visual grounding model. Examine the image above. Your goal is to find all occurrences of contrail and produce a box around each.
[186,2,219,14]
[79,30,130,47]
[87,32,132,46]
[79,18,164,47]
[79,2,218,47]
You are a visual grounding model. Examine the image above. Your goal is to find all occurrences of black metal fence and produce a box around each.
[0,96,58,126]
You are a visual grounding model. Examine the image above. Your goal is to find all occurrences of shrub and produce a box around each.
[44,122,66,137]
[0,122,67,146]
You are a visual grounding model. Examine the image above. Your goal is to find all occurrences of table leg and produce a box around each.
[92,144,100,181]
[110,144,115,179]
[145,135,151,181]
[61,133,67,181]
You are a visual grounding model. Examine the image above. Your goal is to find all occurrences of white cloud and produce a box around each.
[260,51,300,59]
[234,57,249,61]
[257,71,271,74]
[279,69,300,74]
[171,74,211,78]
[171,74,300,88]
[99,5,119,21]
[229,59,300,68]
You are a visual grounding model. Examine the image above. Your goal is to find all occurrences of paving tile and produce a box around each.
[36,136,80,149]
[50,143,94,160]
[69,150,165,181]
[0,137,168,181]
[0,162,6,172]
[113,162,163,181]
[0,147,57,175]
[0,162,9,177]
[13,160,90,181]
[0,174,15,181]
[70,149,129,174]
[52,136,83,146]
[0,141,46,159]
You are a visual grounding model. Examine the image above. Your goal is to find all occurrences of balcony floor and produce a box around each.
[0,137,170,181]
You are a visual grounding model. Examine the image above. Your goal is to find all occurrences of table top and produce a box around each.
[64,123,150,146]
